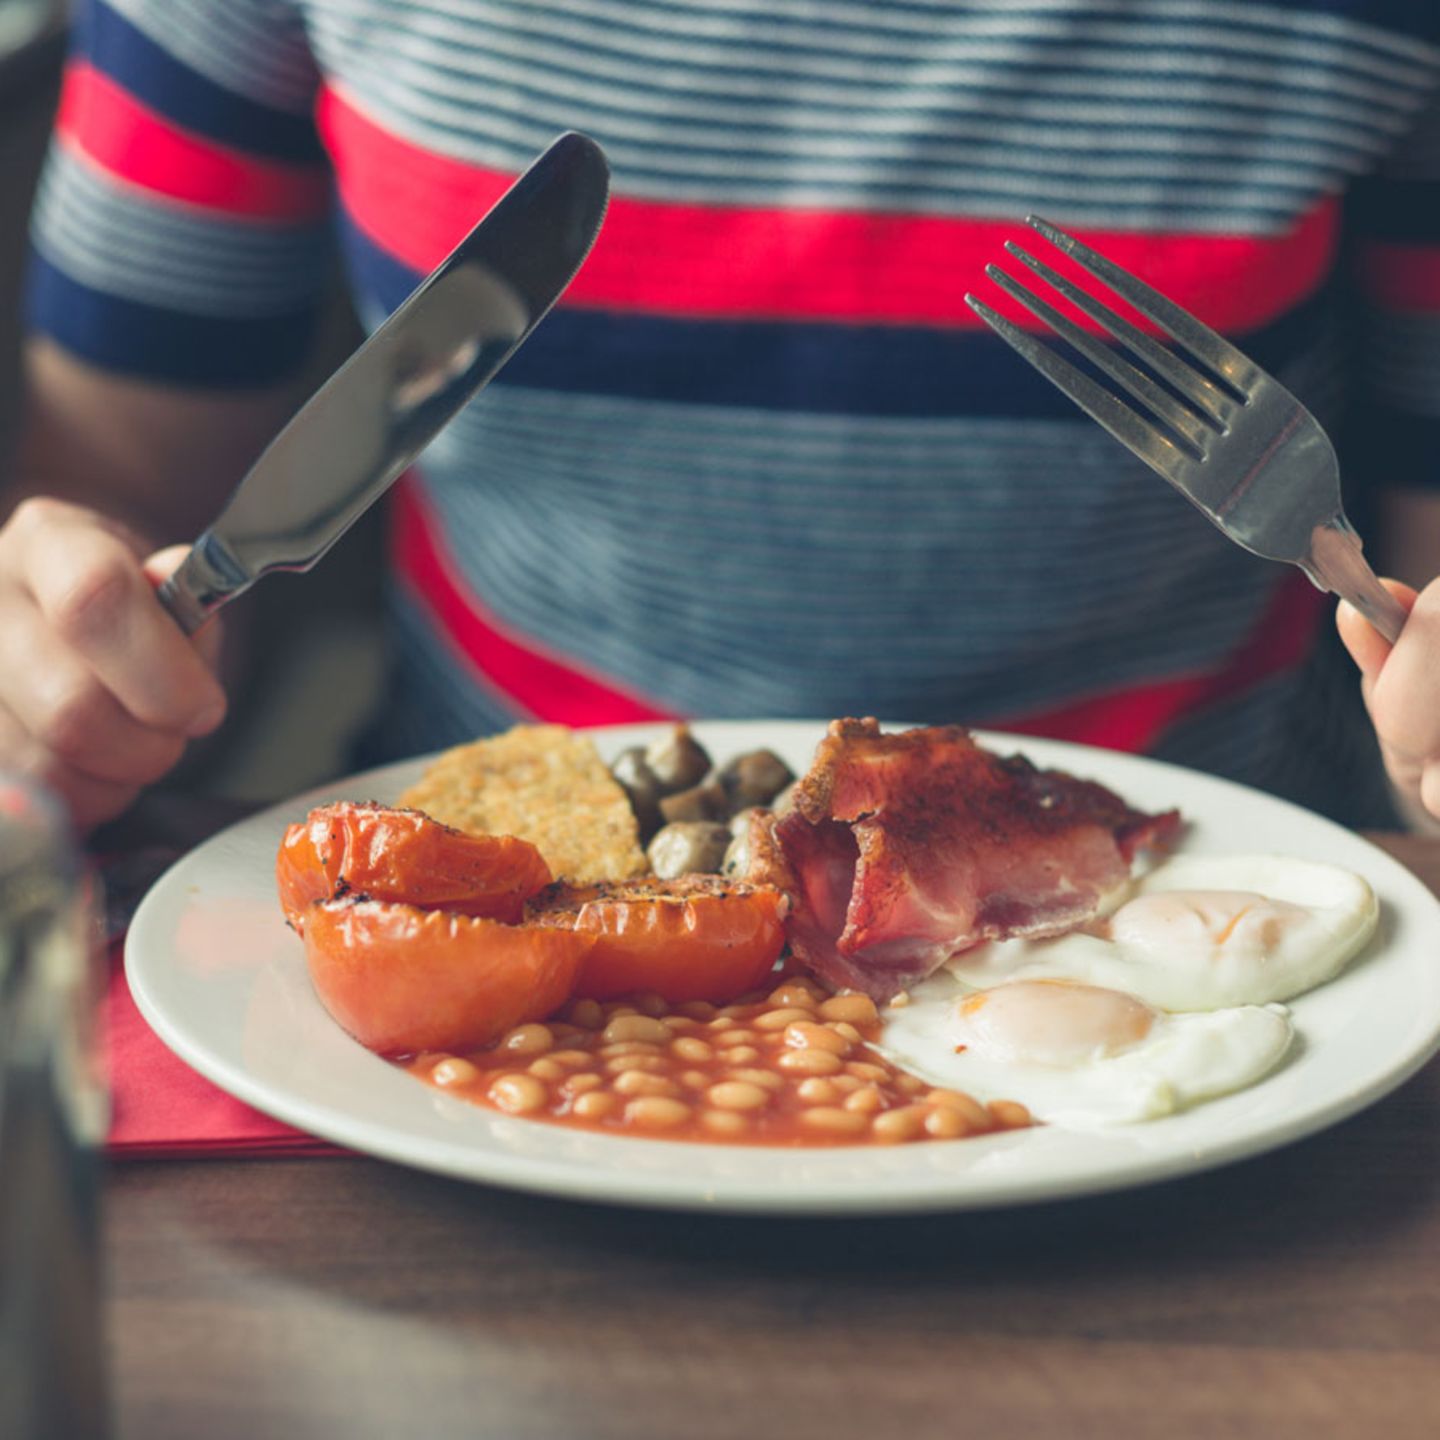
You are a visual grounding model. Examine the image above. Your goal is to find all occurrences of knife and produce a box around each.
[156,131,610,633]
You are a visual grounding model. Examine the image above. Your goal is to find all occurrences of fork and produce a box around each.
[965,216,1408,644]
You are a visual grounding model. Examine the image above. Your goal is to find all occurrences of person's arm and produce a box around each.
[12,337,302,538]
[0,342,312,829]
[0,0,334,830]
[1335,96,1440,828]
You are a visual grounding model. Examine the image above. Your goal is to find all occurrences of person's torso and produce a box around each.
[297,1,1440,817]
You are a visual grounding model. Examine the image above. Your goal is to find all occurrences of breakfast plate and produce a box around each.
[126,721,1440,1214]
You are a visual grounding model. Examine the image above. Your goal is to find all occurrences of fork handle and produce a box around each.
[1306,516,1408,645]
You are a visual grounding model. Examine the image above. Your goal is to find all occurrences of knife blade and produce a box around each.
[156,131,610,633]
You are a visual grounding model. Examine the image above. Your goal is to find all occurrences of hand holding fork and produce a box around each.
[968,218,1440,824]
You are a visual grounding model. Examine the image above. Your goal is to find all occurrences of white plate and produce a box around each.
[126,721,1440,1215]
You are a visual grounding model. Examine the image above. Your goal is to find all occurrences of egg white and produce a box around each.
[878,973,1294,1129]
[943,854,1378,1012]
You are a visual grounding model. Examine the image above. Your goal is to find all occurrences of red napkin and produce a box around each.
[103,941,341,1159]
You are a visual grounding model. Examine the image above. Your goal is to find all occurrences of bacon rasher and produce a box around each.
[749,719,1180,1002]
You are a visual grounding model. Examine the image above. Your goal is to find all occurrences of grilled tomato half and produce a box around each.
[277,802,552,932]
[529,875,787,1003]
[301,898,594,1055]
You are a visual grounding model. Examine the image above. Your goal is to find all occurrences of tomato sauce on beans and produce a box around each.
[404,975,1032,1146]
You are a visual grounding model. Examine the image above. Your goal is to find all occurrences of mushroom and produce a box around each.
[722,809,766,878]
[643,725,712,795]
[658,780,729,825]
[646,821,732,878]
[610,746,665,840]
[714,749,794,811]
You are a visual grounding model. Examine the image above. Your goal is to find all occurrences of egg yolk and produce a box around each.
[954,980,1158,1069]
[1110,890,1311,963]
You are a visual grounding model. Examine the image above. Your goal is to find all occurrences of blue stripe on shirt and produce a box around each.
[1350,408,1440,488]
[1347,178,1440,242]
[341,214,1339,420]
[25,251,322,385]
[76,1,326,162]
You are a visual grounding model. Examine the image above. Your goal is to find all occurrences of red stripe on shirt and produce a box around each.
[396,466,1323,751]
[56,62,330,221]
[1357,242,1440,312]
[997,572,1328,752]
[317,85,1338,334]
[392,480,677,727]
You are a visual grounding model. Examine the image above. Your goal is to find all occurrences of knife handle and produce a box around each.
[155,534,248,636]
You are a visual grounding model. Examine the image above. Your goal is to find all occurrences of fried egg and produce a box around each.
[879,975,1293,1128]
[944,855,1378,1012]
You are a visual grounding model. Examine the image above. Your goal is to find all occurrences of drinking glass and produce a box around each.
[0,775,109,1439]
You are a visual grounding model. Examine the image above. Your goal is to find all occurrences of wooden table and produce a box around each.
[102,836,1440,1440]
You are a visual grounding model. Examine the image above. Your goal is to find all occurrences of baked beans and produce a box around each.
[407,981,1030,1147]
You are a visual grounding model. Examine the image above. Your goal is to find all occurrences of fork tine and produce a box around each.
[984,261,1212,459]
[964,293,1191,478]
[1002,243,1235,430]
[1026,215,1263,396]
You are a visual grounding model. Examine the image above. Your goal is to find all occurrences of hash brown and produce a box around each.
[397,724,648,883]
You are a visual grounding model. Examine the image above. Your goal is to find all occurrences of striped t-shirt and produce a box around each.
[26,1,1440,826]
